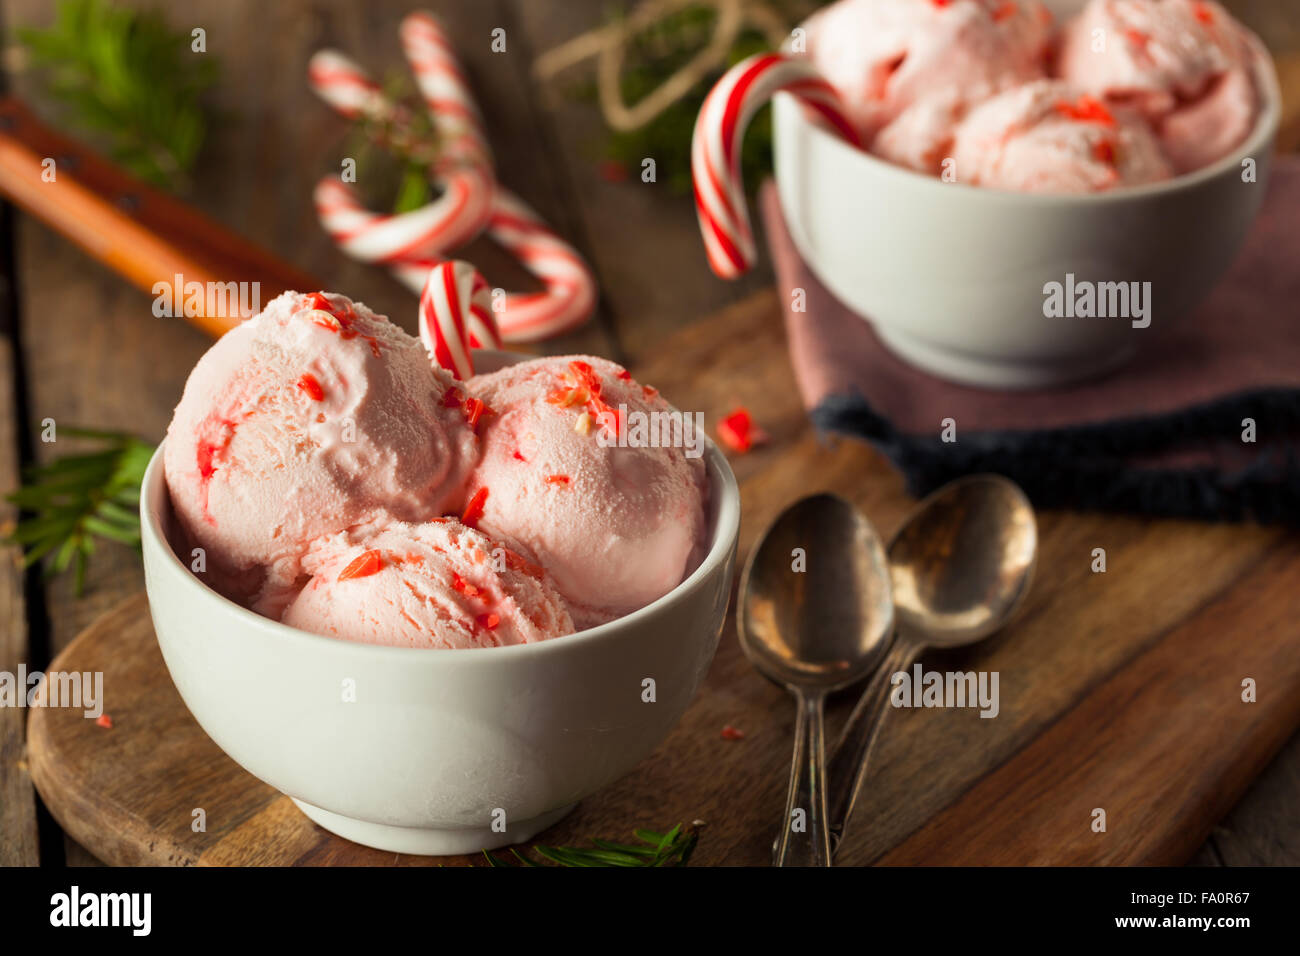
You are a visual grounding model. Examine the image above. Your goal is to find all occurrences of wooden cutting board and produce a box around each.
[25,291,1300,866]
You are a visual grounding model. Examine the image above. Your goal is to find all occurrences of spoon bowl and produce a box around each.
[739,493,894,690]
[888,474,1038,649]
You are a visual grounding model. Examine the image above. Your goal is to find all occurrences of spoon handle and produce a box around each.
[774,690,832,867]
[826,637,921,854]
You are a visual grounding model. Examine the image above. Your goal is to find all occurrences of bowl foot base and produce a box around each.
[874,325,1137,390]
[291,798,577,856]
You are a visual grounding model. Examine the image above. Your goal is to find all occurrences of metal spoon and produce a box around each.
[825,474,1037,854]
[738,493,894,867]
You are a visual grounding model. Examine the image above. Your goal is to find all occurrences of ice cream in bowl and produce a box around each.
[140,289,740,854]
[694,0,1282,387]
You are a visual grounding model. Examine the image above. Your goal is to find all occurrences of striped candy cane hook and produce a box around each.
[419,260,502,380]
[692,52,861,279]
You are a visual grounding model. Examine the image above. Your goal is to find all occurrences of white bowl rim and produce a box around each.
[141,368,741,661]
[775,42,1283,205]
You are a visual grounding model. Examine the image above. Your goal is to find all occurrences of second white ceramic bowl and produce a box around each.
[142,351,739,854]
[773,5,1282,388]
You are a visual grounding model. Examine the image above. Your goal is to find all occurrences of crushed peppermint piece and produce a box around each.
[716,406,767,453]
[545,474,571,486]
[992,1,1017,22]
[339,550,383,581]
[451,573,480,598]
[1054,95,1115,126]
[476,612,500,630]
[96,713,113,729]
[462,487,489,527]
[297,373,325,401]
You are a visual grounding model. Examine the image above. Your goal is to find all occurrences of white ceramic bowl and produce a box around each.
[141,351,740,855]
[773,0,1282,388]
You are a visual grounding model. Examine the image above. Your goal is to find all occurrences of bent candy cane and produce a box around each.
[419,260,502,380]
[692,52,861,279]
[309,11,598,341]
[486,189,598,343]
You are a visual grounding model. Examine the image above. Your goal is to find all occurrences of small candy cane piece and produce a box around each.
[420,260,501,380]
[692,52,861,279]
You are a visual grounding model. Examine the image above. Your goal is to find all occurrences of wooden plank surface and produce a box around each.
[3,0,1300,865]
[24,291,1300,866]
[0,298,39,867]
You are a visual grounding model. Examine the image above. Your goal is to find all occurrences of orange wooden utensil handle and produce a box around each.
[0,96,321,338]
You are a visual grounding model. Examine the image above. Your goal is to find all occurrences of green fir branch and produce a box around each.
[482,822,701,867]
[3,428,154,595]
[18,0,220,191]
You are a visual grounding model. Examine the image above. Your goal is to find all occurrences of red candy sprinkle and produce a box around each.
[1054,95,1115,126]
[339,550,383,581]
[441,386,465,408]
[304,292,336,314]
[462,487,489,528]
[303,292,381,357]
[930,0,952,7]
[1126,28,1150,50]
[1193,1,1214,25]
[721,725,745,740]
[96,714,113,729]
[615,368,632,381]
[463,397,486,429]
[503,549,546,579]
[477,612,500,630]
[297,373,325,401]
[451,573,480,598]
[545,474,571,486]
[512,449,526,461]
[992,1,1017,22]
[1092,139,1117,164]
[717,406,766,453]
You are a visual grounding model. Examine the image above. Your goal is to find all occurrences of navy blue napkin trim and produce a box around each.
[811,388,1300,523]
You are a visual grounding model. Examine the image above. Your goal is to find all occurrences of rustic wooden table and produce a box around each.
[1,0,1298,867]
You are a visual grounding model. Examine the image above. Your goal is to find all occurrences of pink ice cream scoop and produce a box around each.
[803,0,1054,172]
[466,356,709,629]
[282,520,574,648]
[951,79,1173,192]
[164,290,478,609]
[1057,0,1264,173]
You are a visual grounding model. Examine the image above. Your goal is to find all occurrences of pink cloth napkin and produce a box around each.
[762,158,1300,521]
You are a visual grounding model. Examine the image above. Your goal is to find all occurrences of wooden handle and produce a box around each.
[0,96,322,338]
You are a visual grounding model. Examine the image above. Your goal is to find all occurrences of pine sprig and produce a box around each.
[482,822,701,867]
[341,71,442,215]
[19,0,220,191]
[4,428,154,595]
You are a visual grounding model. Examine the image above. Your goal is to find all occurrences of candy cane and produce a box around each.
[692,52,861,279]
[484,189,598,342]
[308,11,598,343]
[399,11,492,172]
[419,260,501,380]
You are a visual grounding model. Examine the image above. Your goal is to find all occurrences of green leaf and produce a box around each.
[18,0,222,192]
[3,427,155,592]
[481,822,701,867]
